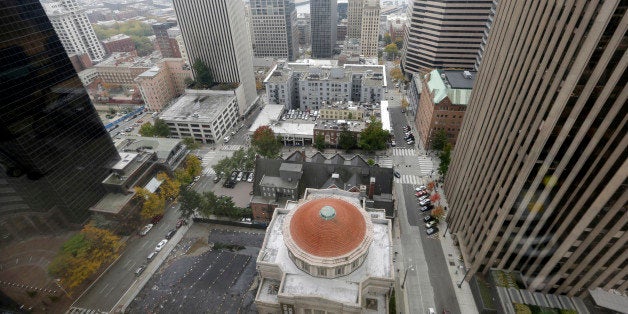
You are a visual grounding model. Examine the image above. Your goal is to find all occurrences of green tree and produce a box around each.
[390,67,404,82]
[132,36,153,56]
[139,122,155,137]
[383,33,392,45]
[314,133,326,151]
[358,117,390,152]
[193,59,213,88]
[438,143,452,176]
[182,137,200,150]
[431,129,449,151]
[153,119,171,137]
[395,38,404,50]
[367,158,376,166]
[251,125,282,158]
[339,125,357,151]
[178,188,203,219]
[184,154,203,177]
[384,43,399,59]
[401,97,409,111]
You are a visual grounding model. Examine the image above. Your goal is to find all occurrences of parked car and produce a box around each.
[155,239,168,251]
[176,219,186,229]
[423,215,436,223]
[213,176,221,183]
[139,223,153,236]
[165,229,177,240]
[247,173,254,183]
[223,180,236,188]
[419,195,430,201]
[394,171,401,178]
[416,191,428,197]
[236,171,244,181]
[415,185,427,192]
[391,140,396,147]
[230,171,238,181]
[426,227,439,236]
[407,140,415,145]
[420,204,435,212]
[147,251,157,261]
[419,199,431,206]
[193,176,201,182]
[151,215,163,224]
[134,264,146,277]
[425,220,438,228]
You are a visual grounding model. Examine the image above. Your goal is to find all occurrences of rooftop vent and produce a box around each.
[463,71,473,79]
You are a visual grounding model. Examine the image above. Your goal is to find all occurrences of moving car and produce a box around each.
[426,227,439,236]
[155,239,168,251]
[139,223,153,236]
[394,171,401,178]
[391,140,396,147]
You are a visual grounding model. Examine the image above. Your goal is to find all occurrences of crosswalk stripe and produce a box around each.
[417,156,434,176]
[393,148,417,156]
[394,174,423,185]
[221,144,243,151]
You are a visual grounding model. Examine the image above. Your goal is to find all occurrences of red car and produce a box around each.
[415,191,429,197]
[151,214,164,224]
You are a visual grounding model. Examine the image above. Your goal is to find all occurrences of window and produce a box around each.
[317,267,326,276]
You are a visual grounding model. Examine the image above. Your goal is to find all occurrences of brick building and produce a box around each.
[415,69,475,148]
[102,34,136,54]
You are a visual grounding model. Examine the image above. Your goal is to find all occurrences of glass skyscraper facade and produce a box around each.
[0,0,119,244]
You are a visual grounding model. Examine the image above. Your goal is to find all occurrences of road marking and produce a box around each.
[99,283,109,294]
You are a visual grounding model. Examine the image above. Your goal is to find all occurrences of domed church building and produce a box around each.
[255,188,394,313]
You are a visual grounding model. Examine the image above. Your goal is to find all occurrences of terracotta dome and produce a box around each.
[289,198,366,257]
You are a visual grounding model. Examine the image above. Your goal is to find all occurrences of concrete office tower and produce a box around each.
[359,0,379,57]
[42,0,106,62]
[310,0,338,58]
[445,1,627,296]
[402,0,492,72]
[474,0,498,70]
[0,0,120,243]
[173,0,257,113]
[347,0,363,39]
[250,0,299,61]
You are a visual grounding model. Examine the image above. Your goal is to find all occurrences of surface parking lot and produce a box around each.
[128,225,265,313]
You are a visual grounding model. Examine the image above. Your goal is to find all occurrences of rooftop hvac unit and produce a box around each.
[463,71,473,79]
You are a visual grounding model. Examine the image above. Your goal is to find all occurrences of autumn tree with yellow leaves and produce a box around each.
[133,186,165,220]
[157,172,180,200]
[48,223,122,291]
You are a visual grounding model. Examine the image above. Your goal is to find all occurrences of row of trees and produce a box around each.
[48,224,122,291]
[93,21,154,56]
[431,130,452,176]
[178,190,251,219]
[312,117,390,152]
[212,147,257,179]
[139,119,170,137]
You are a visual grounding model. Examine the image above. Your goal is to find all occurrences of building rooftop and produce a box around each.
[442,70,477,89]
[160,90,236,124]
[95,51,161,69]
[588,288,628,313]
[288,198,367,257]
[112,152,138,170]
[90,192,134,214]
[249,104,284,132]
[118,136,183,162]
[260,175,299,190]
[102,34,131,43]
[426,69,474,105]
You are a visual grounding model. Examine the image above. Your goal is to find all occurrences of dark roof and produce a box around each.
[442,70,477,89]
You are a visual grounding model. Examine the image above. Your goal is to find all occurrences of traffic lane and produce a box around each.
[389,106,412,143]
[72,204,181,311]
[403,184,461,314]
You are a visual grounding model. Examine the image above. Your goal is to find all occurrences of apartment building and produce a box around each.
[135,59,192,112]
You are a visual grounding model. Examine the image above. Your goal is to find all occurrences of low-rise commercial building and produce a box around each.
[415,69,474,148]
[94,51,161,87]
[102,34,136,54]
[160,89,241,144]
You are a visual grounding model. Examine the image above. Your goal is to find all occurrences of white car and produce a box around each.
[139,224,153,236]
[425,220,438,229]
[193,176,201,182]
[155,239,168,251]
[415,185,427,192]
[247,173,254,183]
[236,171,244,181]
[419,199,431,206]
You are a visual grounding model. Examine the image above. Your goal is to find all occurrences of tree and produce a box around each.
[427,181,436,192]
[183,155,202,177]
[193,59,213,88]
[153,119,171,137]
[390,67,404,82]
[175,168,193,187]
[182,137,200,150]
[431,129,449,151]
[384,43,399,59]
[438,143,452,176]
[141,192,165,220]
[339,126,357,151]
[432,206,445,220]
[139,122,155,137]
[395,38,404,50]
[314,133,326,151]
[132,36,153,56]
[383,33,392,45]
[256,79,264,91]
[178,188,203,219]
[401,97,409,111]
[48,224,122,291]
[367,158,376,166]
[358,117,390,152]
[157,172,180,200]
[430,193,441,204]
[251,125,282,158]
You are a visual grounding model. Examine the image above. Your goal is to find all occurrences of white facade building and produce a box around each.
[359,0,380,57]
[264,60,386,110]
[42,0,106,62]
[255,188,394,313]
[160,90,241,144]
[173,0,257,114]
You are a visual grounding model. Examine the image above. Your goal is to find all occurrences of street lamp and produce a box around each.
[54,279,70,298]
[457,267,471,288]
[401,265,414,289]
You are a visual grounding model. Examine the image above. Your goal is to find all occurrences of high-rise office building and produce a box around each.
[402,0,492,72]
[445,1,626,296]
[250,0,299,61]
[42,0,106,62]
[359,0,379,57]
[347,0,363,39]
[173,0,257,113]
[310,0,338,58]
[0,0,120,243]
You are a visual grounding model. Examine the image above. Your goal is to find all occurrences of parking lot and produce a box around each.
[127,224,264,313]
